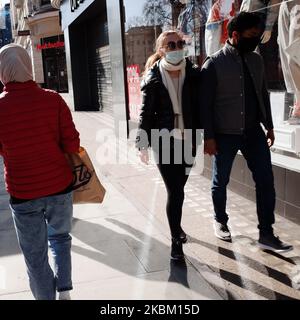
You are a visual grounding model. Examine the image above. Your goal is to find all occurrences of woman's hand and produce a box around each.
[139,149,149,165]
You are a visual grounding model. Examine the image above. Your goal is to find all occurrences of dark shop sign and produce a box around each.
[70,0,85,12]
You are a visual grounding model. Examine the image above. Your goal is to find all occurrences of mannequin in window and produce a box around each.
[278,0,300,121]
[205,0,241,56]
[240,0,282,44]
[178,0,210,57]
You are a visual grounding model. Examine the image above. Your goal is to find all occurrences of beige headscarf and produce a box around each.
[0,44,33,84]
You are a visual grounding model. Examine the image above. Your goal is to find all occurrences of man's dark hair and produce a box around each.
[227,12,263,38]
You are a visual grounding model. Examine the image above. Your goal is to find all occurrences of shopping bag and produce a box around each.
[68,147,106,204]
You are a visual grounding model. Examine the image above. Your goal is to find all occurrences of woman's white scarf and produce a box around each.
[159,58,186,138]
[0,44,33,84]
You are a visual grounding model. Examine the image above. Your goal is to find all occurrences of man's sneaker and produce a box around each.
[171,238,185,260]
[258,234,293,253]
[214,221,231,241]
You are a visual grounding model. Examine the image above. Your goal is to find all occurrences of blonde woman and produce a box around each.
[136,31,201,260]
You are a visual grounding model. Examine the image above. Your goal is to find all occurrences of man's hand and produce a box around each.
[266,129,275,148]
[139,149,149,165]
[204,139,217,156]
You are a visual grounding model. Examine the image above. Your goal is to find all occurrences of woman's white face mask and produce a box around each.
[165,50,185,65]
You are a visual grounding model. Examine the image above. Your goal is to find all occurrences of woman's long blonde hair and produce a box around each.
[144,30,183,75]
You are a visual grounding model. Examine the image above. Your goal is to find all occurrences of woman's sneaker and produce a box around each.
[58,290,71,300]
[213,221,231,241]
[258,234,293,253]
[171,238,185,260]
[179,228,188,244]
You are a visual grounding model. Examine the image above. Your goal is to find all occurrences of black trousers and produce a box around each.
[154,138,194,239]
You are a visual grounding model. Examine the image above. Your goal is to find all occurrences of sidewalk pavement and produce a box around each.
[0,111,300,300]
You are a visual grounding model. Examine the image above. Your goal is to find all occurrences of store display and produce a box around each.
[240,0,282,43]
[278,0,300,122]
[205,0,237,55]
[178,0,210,57]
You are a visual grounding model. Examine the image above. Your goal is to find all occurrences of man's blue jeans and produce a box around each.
[10,191,73,300]
[212,126,275,235]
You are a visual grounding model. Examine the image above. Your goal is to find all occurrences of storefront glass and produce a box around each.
[123,0,300,159]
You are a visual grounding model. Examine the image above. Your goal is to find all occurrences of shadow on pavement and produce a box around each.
[71,217,299,300]
[71,217,227,299]
[188,236,300,300]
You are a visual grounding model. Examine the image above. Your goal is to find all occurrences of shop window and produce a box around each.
[123,0,300,158]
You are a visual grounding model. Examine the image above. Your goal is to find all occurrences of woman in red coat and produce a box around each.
[0,44,80,300]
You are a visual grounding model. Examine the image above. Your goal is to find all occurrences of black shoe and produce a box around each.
[213,221,231,241]
[179,228,188,244]
[171,238,185,260]
[258,234,293,253]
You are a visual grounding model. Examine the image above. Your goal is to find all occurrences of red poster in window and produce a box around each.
[127,65,142,122]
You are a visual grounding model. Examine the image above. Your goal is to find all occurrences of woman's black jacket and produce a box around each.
[135,58,201,151]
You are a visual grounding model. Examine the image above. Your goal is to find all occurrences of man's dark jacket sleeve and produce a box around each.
[200,58,218,140]
[262,74,274,131]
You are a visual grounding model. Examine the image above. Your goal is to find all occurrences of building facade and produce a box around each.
[0,3,13,48]
[125,26,162,74]
[10,0,68,93]
[53,0,132,144]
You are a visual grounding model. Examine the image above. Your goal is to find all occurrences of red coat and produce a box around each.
[0,80,80,199]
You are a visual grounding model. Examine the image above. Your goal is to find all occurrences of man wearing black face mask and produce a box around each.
[200,12,293,252]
